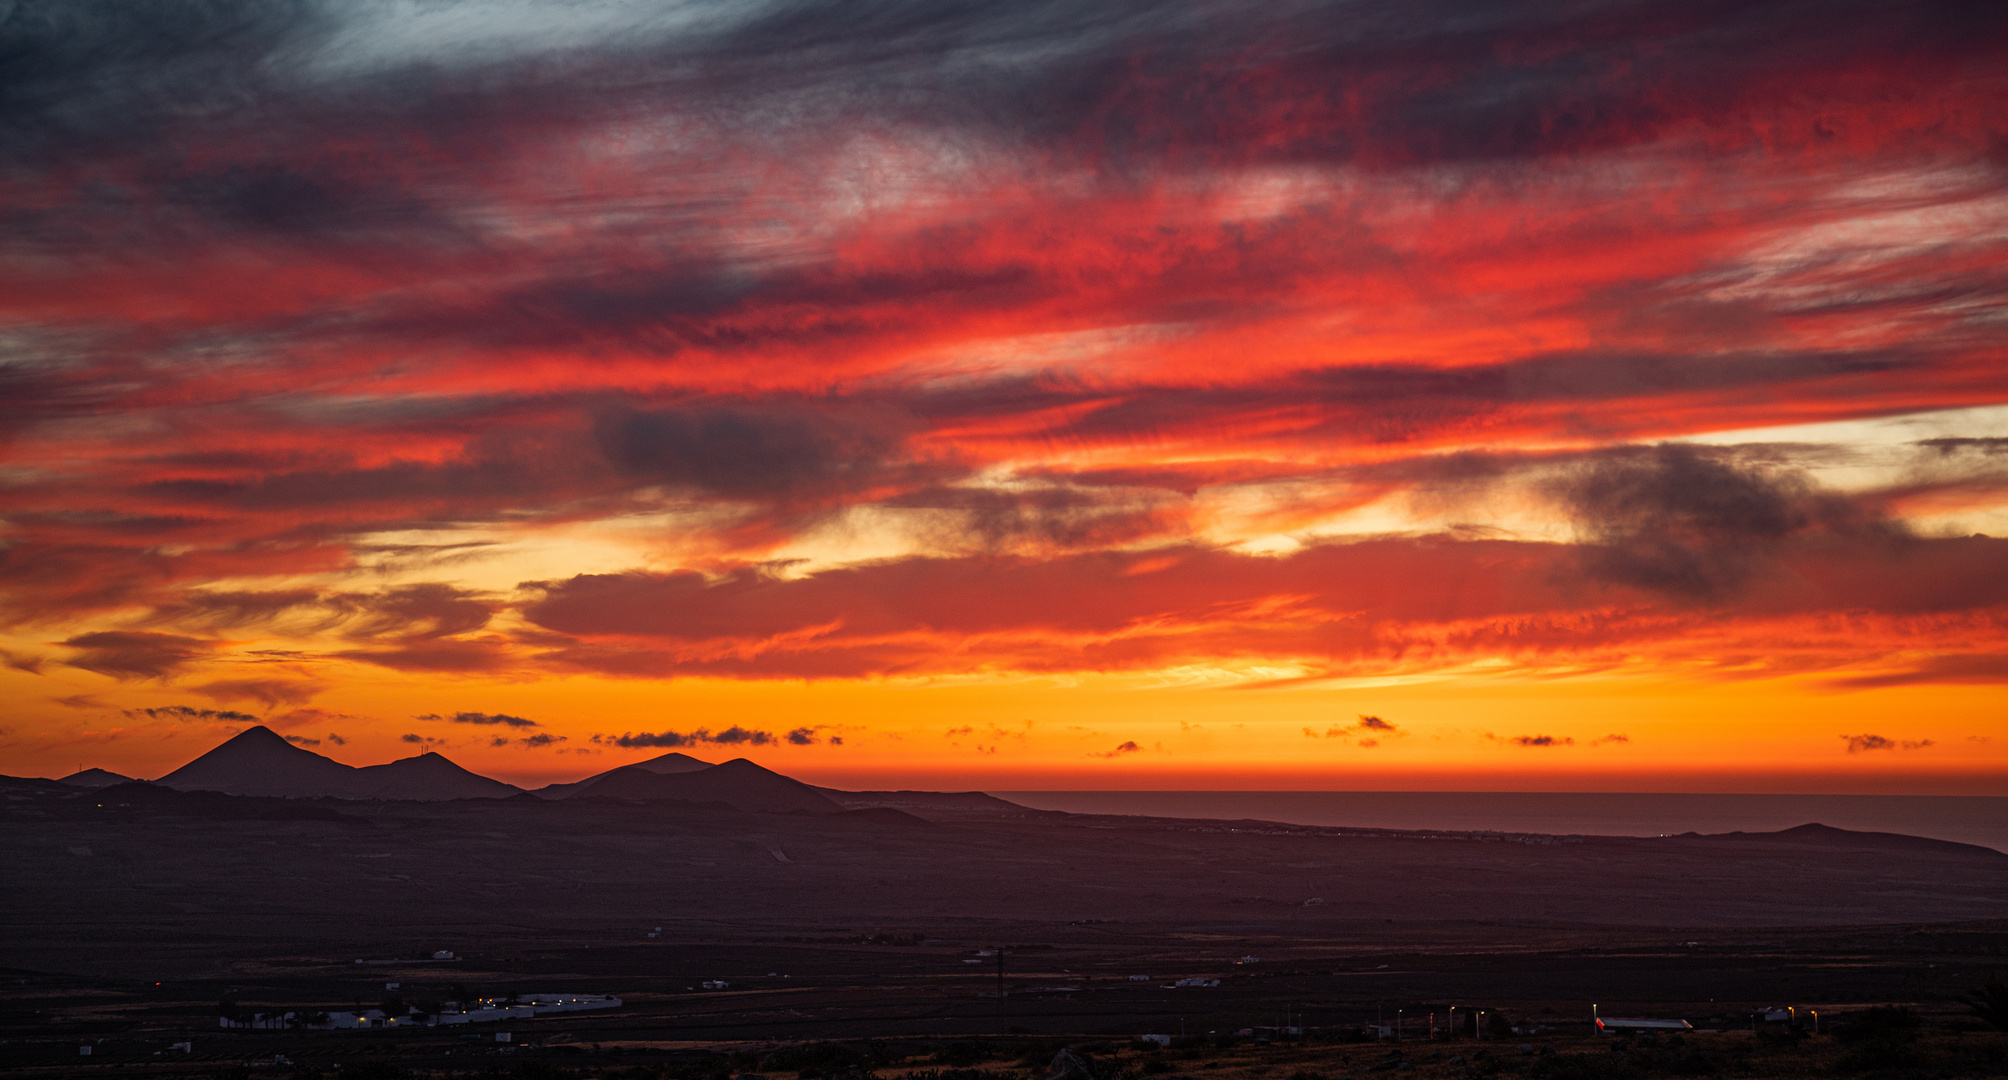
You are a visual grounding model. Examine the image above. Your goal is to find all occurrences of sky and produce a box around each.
[1,0,2004,792]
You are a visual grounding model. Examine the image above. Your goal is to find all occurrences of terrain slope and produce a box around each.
[3,775,2004,979]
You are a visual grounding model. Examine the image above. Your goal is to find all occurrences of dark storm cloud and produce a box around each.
[1552,444,1890,600]
[121,704,260,723]
[59,630,212,678]
[416,711,538,728]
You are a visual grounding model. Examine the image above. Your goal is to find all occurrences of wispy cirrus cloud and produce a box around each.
[122,705,260,723]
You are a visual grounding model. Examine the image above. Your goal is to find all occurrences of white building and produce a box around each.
[434,994,621,1025]
[223,994,619,1031]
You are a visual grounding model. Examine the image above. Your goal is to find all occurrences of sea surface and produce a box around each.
[987,791,2008,852]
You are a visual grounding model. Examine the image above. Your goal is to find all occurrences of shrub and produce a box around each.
[759,1042,874,1077]
[1965,978,2008,1031]
[1832,1006,1920,1046]
[1833,1040,1919,1074]
[935,1042,995,1068]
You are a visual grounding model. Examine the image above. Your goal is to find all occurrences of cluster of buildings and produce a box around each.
[218,993,620,1031]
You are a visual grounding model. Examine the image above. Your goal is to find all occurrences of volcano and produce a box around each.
[557,757,841,814]
[532,750,714,799]
[154,726,519,801]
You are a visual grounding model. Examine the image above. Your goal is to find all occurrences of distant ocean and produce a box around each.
[986,791,2008,853]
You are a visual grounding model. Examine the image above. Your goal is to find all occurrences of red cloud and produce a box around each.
[58,631,213,680]
[517,531,2008,681]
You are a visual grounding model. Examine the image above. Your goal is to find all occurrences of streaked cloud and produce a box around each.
[1,0,2003,780]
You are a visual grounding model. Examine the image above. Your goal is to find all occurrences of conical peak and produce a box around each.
[707,757,778,775]
[204,725,330,760]
[634,751,713,773]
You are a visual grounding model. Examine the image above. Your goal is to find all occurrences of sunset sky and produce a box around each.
[2,0,2004,792]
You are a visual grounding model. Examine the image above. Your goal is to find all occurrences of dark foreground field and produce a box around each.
[4,777,2006,1078]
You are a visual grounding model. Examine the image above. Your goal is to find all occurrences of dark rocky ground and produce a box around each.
[4,776,2005,1078]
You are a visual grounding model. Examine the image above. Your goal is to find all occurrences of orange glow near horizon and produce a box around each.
[1,1,2004,794]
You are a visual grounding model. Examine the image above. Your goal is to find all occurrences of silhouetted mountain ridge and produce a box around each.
[155,726,519,801]
[533,750,713,799]
[1677,821,2006,858]
[568,757,841,814]
[59,768,134,789]
[147,728,838,812]
[819,789,1030,813]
